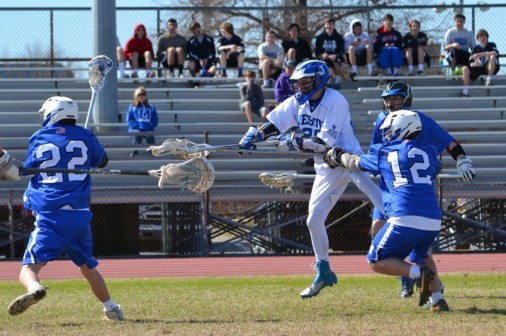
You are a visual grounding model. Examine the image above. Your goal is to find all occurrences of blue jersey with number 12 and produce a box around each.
[360,139,441,220]
[23,123,107,211]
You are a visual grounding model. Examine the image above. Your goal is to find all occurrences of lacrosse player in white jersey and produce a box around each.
[7,97,123,320]
[239,60,384,298]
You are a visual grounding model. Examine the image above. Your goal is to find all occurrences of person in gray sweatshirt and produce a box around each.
[344,19,374,80]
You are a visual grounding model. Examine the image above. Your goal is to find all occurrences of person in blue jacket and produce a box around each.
[126,86,159,157]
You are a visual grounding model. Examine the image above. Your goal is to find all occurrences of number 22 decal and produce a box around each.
[35,141,88,183]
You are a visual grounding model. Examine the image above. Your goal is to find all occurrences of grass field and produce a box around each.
[0,273,504,336]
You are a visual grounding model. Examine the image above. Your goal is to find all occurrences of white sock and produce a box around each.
[352,65,358,73]
[486,75,492,81]
[102,298,117,311]
[409,265,421,279]
[386,68,392,75]
[430,291,443,304]
[119,62,125,76]
[418,64,424,71]
[408,65,414,72]
[393,67,399,75]
[334,75,341,84]
[263,79,270,86]
[28,282,43,293]
[367,64,373,74]
[462,88,469,95]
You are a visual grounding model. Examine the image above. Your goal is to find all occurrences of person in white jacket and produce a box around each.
[344,19,374,80]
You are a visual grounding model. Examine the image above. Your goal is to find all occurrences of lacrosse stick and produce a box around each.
[20,157,215,193]
[259,172,316,192]
[148,138,316,160]
[84,55,114,129]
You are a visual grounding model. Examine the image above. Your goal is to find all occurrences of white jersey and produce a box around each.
[267,88,362,175]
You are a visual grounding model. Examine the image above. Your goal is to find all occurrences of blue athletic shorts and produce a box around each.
[367,222,438,265]
[22,210,98,269]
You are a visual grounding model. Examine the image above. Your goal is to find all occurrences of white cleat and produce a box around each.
[8,287,47,316]
[104,305,124,321]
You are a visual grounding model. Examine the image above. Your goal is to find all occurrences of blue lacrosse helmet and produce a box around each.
[381,81,413,113]
[290,60,330,105]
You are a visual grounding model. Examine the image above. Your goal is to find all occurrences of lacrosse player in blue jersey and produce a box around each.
[324,110,449,312]
[370,81,475,299]
[8,97,123,320]
[239,60,384,299]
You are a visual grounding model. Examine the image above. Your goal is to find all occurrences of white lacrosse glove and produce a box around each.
[457,156,476,182]
[276,133,303,151]
[302,137,330,153]
[239,127,264,150]
[0,151,21,181]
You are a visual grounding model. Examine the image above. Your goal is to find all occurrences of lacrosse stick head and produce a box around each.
[148,138,211,160]
[259,173,295,192]
[149,157,215,193]
[88,55,113,93]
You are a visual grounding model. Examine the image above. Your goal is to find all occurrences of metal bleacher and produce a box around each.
[0,70,505,197]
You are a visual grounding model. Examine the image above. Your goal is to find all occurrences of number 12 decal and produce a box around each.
[387,148,432,188]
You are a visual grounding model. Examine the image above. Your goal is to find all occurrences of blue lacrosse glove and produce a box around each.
[239,127,264,149]
[276,132,304,151]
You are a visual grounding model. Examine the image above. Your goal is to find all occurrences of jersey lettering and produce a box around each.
[387,148,432,188]
[35,141,89,183]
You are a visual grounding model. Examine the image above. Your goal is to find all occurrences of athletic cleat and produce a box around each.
[400,276,414,298]
[350,72,358,82]
[8,287,47,316]
[418,267,435,306]
[429,299,450,312]
[104,304,124,321]
[300,260,338,299]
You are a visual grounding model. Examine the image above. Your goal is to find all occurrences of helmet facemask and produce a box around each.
[290,60,330,105]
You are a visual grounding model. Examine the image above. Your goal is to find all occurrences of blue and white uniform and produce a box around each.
[267,88,383,260]
[359,139,442,264]
[22,122,107,268]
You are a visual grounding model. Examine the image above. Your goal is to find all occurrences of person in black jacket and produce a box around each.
[282,23,313,66]
[315,16,345,89]
[187,21,217,77]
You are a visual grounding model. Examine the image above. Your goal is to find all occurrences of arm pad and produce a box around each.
[448,143,466,161]
[258,122,281,140]
[340,152,363,172]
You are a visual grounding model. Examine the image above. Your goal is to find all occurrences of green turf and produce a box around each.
[0,273,504,335]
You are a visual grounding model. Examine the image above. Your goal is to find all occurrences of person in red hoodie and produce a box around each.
[373,14,404,76]
[124,24,155,79]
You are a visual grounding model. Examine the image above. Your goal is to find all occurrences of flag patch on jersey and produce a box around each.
[56,127,66,134]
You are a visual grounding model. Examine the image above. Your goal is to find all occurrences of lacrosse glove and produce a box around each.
[323,147,344,169]
[239,127,264,149]
[457,156,476,182]
[276,133,303,151]
[0,151,20,181]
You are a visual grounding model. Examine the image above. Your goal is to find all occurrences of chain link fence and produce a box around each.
[1,4,505,72]
[1,181,505,258]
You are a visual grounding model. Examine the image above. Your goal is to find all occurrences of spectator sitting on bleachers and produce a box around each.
[217,22,245,78]
[460,29,499,97]
[315,16,345,89]
[124,24,155,79]
[239,70,266,123]
[443,13,476,75]
[344,19,374,81]
[274,60,295,104]
[116,36,129,78]
[281,23,313,66]
[157,18,187,78]
[373,13,404,76]
[187,21,217,78]
[258,30,285,88]
[403,20,429,76]
[126,86,159,157]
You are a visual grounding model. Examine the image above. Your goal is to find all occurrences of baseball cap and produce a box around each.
[285,60,296,68]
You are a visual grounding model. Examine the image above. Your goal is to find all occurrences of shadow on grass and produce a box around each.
[130,318,282,324]
[463,307,506,315]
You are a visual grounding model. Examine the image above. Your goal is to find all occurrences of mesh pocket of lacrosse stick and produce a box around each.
[148,138,211,160]
[88,55,113,91]
[259,173,296,192]
[148,157,215,193]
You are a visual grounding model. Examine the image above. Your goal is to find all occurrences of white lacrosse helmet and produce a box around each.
[39,96,79,126]
[380,109,421,142]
